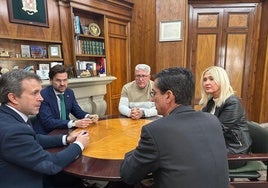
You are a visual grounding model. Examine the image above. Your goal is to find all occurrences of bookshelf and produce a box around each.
[58,0,133,115]
[0,36,63,76]
[72,9,106,77]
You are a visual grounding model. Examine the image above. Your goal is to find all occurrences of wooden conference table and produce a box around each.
[48,115,156,181]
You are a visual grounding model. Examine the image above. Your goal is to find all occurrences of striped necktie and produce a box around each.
[57,94,66,120]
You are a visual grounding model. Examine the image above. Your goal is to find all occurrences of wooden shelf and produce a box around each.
[75,34,104,40]
[75,54,106,58]
[0,57,63,61]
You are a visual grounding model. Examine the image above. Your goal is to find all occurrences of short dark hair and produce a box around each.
[49,65,66,80]
[0,69,41,104]
[154,67,195,105]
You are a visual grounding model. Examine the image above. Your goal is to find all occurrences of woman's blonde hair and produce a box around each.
[199,66,234,107]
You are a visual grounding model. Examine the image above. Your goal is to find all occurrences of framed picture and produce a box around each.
[159,20,183,42]
[21,45,31,58]
[48,45,62,58]
[39,63,49,71]
[7,0,49,27]
[36,70,49,80]
[30,45,47,58]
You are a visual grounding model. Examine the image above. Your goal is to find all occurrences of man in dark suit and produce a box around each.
[0,69,89,188]
[33,65,98,134]
[120,67,230,188]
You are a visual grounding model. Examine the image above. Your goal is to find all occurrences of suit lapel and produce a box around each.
[0,105,27,124]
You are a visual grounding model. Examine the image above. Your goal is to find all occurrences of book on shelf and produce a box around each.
[74,39,105,55]
[96,57,106,76]
[74,16,82,34]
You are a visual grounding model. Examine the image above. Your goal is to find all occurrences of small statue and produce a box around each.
[67,65,74,78]
[0,50,10,57]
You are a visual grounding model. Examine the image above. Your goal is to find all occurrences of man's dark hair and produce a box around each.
[0,69,41,104]
[49,65,66,80]
[154,67,195,105]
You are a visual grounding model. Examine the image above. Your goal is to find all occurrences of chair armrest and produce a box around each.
[228,153,268,162]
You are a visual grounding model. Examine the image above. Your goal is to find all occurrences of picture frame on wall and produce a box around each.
[7,0,49,27]
[159,20,183,42]
[48,45,62,58]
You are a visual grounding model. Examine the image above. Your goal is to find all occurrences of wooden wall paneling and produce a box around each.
[189,7,224,109]
[0,0,61,41]
[260,37,268,122]
[253,1,268,123]
[130,0,156,77]
[0,0,62,71]
[155,0,187,73]
[188,3,260,120]
[225,34,246,98]
[69,0,133,21]
[223,7,259,120]
[58,1,76,68]
[105,18,130,115]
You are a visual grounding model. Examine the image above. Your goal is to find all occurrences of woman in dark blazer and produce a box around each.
[199,66,252,168]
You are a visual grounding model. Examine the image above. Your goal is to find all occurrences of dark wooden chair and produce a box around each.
[228,121,268,188]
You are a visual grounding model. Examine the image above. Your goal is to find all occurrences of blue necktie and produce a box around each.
[57,94,66,120]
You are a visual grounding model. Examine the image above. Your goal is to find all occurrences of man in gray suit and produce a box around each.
[120,67,229,188]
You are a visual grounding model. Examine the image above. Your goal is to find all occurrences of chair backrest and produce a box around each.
[248,121,268,153]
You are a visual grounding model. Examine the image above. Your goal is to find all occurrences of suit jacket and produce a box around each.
[33,85,88,134]
[120,105,229,188]
[0,105,82,188]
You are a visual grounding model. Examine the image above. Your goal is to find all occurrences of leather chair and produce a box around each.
[228,121,268,188]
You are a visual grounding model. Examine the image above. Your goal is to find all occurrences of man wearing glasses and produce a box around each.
[118,64,158,119]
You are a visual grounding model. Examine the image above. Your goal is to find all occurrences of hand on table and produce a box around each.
[67,130,89,148]
[130,107,143,120]
[87,114,99,123]
[75,115,98,128]
[76,131,90,148]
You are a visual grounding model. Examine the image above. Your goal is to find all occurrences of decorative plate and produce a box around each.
[88,23,101,37]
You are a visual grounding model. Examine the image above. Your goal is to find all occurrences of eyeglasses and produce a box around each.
[150,90,156,97]
[135,75,149,79]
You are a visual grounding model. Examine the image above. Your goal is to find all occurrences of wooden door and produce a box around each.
[105,18,131,115]
[188,3,260,119]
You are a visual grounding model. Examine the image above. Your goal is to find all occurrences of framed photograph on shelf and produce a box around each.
[36,70,49,80]
[21,45,31,58]
[39,63,49,71]
[30,45,47,58]
[48,45,62,58]
[159,20,183,42]
[7,0,49,27]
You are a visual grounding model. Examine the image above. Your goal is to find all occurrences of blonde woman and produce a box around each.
[199,66,252,169]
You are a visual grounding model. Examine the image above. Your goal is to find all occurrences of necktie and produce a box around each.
[57,94,66,120]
